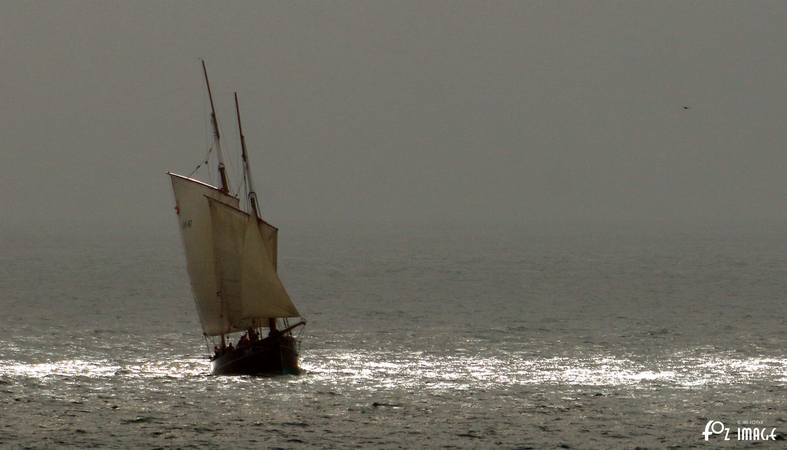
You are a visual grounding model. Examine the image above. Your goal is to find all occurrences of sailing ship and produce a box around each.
[168,61,305,375]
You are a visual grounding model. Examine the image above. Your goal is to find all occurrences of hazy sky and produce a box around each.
[1,1,785,232]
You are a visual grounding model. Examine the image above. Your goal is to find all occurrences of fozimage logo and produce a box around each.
[702,420,778,441]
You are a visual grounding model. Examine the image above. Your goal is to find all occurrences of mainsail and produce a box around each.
[169,173,238,335]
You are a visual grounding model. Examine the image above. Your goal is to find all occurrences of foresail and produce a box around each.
[208,198,300,334]
[169,173,239,336]
[241,215,299,319]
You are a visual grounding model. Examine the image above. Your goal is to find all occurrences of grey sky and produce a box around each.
[1,1,785,232]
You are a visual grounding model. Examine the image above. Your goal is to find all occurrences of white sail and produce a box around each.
[168,173,240,336]
[259,220,278,270]
[208,198,300,333]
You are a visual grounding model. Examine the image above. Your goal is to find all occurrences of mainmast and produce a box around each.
[234,92,261,220]
[201,59,231,194]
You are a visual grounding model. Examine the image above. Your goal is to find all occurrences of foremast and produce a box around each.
[234,92,261,220]
[234,92,279,334]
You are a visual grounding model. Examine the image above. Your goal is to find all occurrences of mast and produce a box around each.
[234,93,276,333]
[234,92,261,220]
[201,59,231,194]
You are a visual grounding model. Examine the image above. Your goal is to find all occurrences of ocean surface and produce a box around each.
[1,223,784,448]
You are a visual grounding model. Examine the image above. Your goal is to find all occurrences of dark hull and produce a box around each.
[211,334,300,376]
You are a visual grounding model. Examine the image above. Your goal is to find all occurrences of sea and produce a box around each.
[1,222,784,449]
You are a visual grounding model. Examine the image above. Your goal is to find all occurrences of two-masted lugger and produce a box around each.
[167,61,305,375]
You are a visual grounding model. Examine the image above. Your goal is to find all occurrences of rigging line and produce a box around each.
[233,156,245,198]
[203,82,210,155]
[238,172,248,209]
[188,145,214,177]
[203,335,213,357]
[192,65,215,179]
[216,116,241,195]
[228,135,245,197]
[238,155,246,198]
